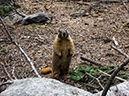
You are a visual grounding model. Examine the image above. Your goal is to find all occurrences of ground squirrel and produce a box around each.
[41,29,74,78]
[52,29,74,78]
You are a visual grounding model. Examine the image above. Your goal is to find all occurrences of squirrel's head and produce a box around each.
[58,29,68,38]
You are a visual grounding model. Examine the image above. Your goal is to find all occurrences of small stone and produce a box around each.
[94,23,97,26]
[51,10,54,13]
[98,13,101,16]
[85,13,89,16]
[88,15,91,18]
[104,9,108,12]
[97,18,103,22]
[93,14,99,17]
[108,5,111,7]
[84,22,89,25]
[82,12,89,17]
[33,3,37,6]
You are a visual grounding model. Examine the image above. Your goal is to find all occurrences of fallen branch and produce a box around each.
[111,45,129,58]
[0,18,13,41]
[0,62,13,81]
[85,83,100,89]
[121,0,129,13]
[0,39,12,43]
[0,17,41,78]
[83,72,104,90]
[10,0,26,17]
[12,67,17,80]
[98,69,126,82]
[80,56,105,66]
[89,68,115,86]
[98,69,115,79]
[112,37,118,46]
[101,57,129,96]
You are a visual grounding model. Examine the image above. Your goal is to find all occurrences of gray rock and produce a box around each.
[1,78,129,96]
[21,12,50,25]
[4,13,23,25]
[94,80,129,96]
[0,78,93,96]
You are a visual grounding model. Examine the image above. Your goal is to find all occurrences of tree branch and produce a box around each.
[1,62,13,81]
[121,0,129,13]
[12,67,17,80]
[0,39,12,43]
[10,0,26,17]
[98,69,126,82]
[111,45,129,58]
[0,17,13,41]
[101,58,129,96]
[83,72,104,90]
[0,17,41,78]
[80,56,105,66]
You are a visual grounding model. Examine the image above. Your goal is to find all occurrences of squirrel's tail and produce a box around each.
[41,67,52,74]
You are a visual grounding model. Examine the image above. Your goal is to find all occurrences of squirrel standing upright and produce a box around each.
[52,29,74,78]
[41,29,74,78]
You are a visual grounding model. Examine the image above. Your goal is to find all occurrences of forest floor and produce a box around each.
[0,0,129,93]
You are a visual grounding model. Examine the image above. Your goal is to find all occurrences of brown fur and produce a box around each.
[52,29,74,78]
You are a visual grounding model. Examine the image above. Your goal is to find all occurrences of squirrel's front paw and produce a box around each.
[57,52,61,57]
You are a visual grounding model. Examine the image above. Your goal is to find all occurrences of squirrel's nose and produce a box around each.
[63,33,66,37]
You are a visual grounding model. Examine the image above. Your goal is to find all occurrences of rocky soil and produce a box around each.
[0,0,129,93]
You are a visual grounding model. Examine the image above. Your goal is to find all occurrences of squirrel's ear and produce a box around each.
[58,29,61,33]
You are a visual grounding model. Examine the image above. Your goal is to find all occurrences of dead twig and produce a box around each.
[83,72,104,90]
[112,37,118,46]
[0,39,12,43]
[0,62,13,81]
[111,45,129,58]
[98,69,115,79]
[98,69,126,82]
[12,67,17,80]
[121,0,129,13]
[85,83,100,89]
[89,69,115,86]
[0,18,13,41]
[0,17,41,78]
[80,56,105,66]
[10,0,26,17]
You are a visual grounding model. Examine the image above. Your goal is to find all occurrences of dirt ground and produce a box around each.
[0,0,129,93]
